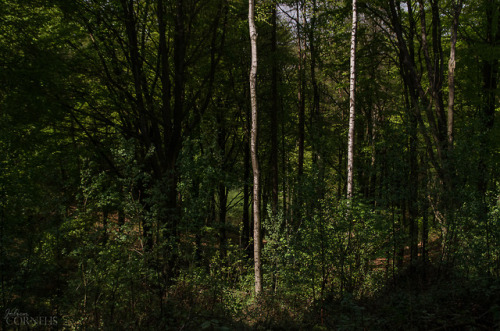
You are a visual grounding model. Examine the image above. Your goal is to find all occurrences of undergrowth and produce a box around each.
[162,264,500,330]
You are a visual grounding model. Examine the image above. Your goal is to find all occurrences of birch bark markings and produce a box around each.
[347,0,358,200]
[297,2,305,179]
[248,0,262,294]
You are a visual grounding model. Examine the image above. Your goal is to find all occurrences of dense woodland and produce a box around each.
[1,0,500,329]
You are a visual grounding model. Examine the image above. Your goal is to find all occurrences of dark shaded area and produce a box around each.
[0,0,499,329]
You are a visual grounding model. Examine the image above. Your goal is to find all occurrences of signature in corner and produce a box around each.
[4,309,29,320]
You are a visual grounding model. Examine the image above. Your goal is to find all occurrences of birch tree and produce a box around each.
[249,0,262,294]
[347,0,358,199]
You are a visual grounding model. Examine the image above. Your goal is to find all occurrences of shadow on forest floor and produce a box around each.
[167,270,500,330]
[195,266,500,331]
[293,272,499,330]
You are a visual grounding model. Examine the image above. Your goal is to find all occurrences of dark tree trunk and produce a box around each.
[217,109,228,257]
[309,0,320,165]
[270,1,279,217]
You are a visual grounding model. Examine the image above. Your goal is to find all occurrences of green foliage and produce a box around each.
[1,0,499,329]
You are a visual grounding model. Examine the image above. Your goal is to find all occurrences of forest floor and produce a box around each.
[230,271,500,330]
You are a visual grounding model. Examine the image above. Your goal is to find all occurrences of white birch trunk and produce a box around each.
[347,0,358,199]
[248,0,262,294]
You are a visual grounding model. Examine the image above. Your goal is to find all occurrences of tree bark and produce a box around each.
[309,0,320,165]
[249,0,262,295]
[297,2,305,179]
[347,0,358,199]
[448,1,462,150]
[293,1,306,226]
[297,3,306,178]
[271,1,279,217]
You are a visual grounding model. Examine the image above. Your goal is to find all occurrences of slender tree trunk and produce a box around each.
[448,1,461,150]
[347,0,357,199]
[421,153,430,278]
[308,0,325,211]
[441,0,462,263]
[309,0,320,164]
[337,105,344,200]
[271,1,279,217]
[293,1,306,226]
[297,2,305,179]
[337,145,343,200]
[405,0,419,266]
[249,0,262,294]
[157,0,172,154]
[409,114,419,265]
[282,100,288,217]
[369,106,378,204]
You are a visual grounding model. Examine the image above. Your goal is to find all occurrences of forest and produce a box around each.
[1,0,499,329]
